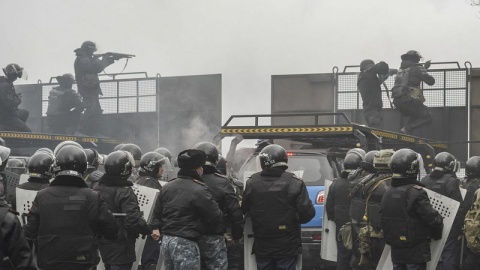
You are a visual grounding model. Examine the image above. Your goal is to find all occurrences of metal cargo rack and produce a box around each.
[217,113,449,172]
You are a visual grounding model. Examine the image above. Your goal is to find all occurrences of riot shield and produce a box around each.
[15,188,38,226]
[321,179,337,262]
[4,170,20,200]
[376,188,460,270]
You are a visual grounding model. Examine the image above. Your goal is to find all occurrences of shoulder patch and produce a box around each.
[214,173,228,179]
[413,185,423,190]
[193,179,206,186]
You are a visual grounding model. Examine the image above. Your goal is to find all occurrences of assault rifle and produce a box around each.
[94,52,135,60]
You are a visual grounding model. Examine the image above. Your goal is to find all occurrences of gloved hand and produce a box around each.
[424,60,431,70]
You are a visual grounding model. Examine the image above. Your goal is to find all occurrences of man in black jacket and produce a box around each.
[242,144,315,270]
[0,63,31,132]
[391,50,435,134]
[74,41,116,136]
[24,144,119,270]
[421,152,462,270]
[326,150,365,270]
[195,142,243,270]
[95,150,151,270]
[381,149,443,270]
[357,59,391,128]
[46,73,84,134]
[150,149,223,270]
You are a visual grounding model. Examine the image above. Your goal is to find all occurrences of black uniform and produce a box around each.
[46,85,83,134]
[0,207,36,269]
[74,49,113,135]
[357,62,389,128]
[421,170,462,270]
[136,171,163,190]
[380,177,443,268]
[95,174,151,268]
[0,76,31,132]
[24,172,119,270]
[458,177,480,270]
[85,170,104,190]
[326,171,354,270]
[242,167,315,264]
[392,60,435,134]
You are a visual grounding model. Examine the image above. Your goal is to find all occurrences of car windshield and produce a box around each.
[238,152,334,186]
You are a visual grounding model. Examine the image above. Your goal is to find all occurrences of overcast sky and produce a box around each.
[1,0,479,123]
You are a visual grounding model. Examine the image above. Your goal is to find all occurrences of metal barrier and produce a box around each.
[334,62,468,111]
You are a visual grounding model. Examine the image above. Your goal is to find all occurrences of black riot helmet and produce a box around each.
[139,152,168,176]
[28,152,54,179]
[466,156,480,178]
[53,145,87,174]
[0,137,5,146]
[155,147,172,162]
[104,150,134,178]
[36,148,54,157]
[194,142,219,166]
[3,63,24,82]
[54,140,83,156]
[434,152,459,173]
[80,41,97,54]
[113,144,125,151]
[344,152,363,171]
[259,144,288,170]
[84,148,100,169]
[0,146,11,172]
[389,148,420,178]
[6,158,25,169]
[360,150,378,173]
[401,50,422,63]
[120,144,142,167]
[373,149,395,171]
[360,59,375,72]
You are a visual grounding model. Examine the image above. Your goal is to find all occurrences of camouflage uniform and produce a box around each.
[161,235,201,270]
[198,235,228,270]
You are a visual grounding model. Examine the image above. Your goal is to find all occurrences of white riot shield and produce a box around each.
[4,170,20,198]
[15,188,38,226]
[321,180,337,262]
[244,215,302,270]
[98,184,159,270]
[460,187,467,200]
[377,188,460,270]
[18,174,29,185]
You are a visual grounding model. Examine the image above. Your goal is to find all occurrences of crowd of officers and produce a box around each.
[326,147,480,270]
[0,140,315,270]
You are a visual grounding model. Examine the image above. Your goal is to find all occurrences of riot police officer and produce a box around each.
[24,144,118,270]
[120,143,142,182]
[150,149,223,270]
[381,149,443,270]
[74,41,117,136]
[349,149,394,269]
[421,152,462,270]
[326,149,365,270]
[155,147,177,182]
[12,151,53,212]
[135,151,169,270]
[46,73,83,134]
[0,145,11,207]
[0,63,31,132]
[95,150,151,270]
[391,50,435,134]
[194,142,243,270]
[357,60,391,128]
[84,148,103,189]
[460,156,480,269]
[242,144,315,270]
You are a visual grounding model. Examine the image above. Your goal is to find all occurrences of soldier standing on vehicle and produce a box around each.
[391,50,435,134]
[0,63,31,132]
[357,60,391,128]
[46,73,84,134]
[381,149,444,270]
[242,144,315,270]
[349,149,394,269]
[194,142,244,270]
[24,144,119,270]
[95,150,151,270]
[135,151,169,270]
[74,41,117,136]
[150,149,223,270]
[326,150,364,270]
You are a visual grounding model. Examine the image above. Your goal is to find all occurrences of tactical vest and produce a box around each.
[35,185,99,268]
[421,173,449,197]
[248,172,299,238]
[381,185,430,247]
[46,88,66,115]
[349,174,376,223]
[363,174,391,229]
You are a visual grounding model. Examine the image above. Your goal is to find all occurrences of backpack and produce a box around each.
[464,189,480,253]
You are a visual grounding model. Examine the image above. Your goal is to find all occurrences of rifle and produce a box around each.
[94,52,135,60]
